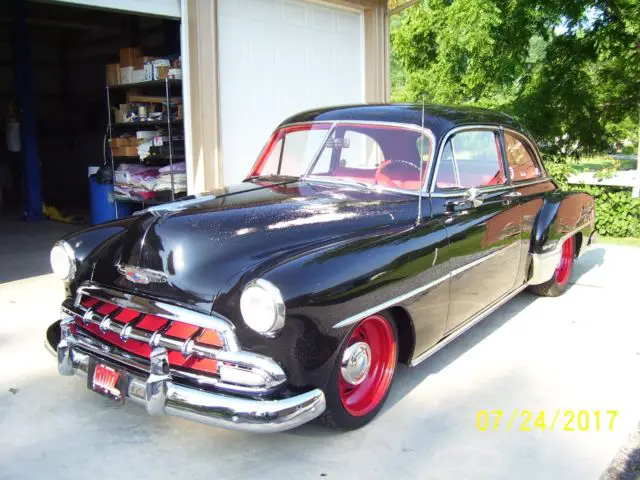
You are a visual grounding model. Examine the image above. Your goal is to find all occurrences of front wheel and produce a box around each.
[529,236,575,297]
[320,313,398,430]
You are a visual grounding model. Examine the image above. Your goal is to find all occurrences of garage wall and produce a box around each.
[184,0,388,192]
[218,0,365,185]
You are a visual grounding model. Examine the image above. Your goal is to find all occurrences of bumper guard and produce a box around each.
[47,319,326,433]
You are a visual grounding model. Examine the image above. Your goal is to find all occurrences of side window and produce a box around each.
[435,130,505,190]
[338,130,384,169]
[435,143,457,189]
[260,138,283,175]
[504,132,541,182]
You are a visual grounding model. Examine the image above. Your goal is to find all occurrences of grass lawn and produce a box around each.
[570,154,637,173]
[600,236,640,247]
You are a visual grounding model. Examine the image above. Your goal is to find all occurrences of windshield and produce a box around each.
[249,122,433,191]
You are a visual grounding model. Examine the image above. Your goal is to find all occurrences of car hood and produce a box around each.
[91,179,415,313]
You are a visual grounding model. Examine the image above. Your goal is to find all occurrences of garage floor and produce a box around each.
[1,219,639,479]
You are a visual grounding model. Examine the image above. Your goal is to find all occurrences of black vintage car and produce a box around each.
[46,104,596,432]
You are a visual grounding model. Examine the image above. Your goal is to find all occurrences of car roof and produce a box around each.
[279,103,525,141]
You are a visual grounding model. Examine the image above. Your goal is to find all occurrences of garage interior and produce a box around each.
[0,0,181,225]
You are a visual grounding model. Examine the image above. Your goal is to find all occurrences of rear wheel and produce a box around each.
[320,313,398,430]
[529,236,575,297]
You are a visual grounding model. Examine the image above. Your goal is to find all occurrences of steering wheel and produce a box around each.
[375,160,421,189]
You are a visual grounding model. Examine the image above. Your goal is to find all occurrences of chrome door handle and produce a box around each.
[503,191,522,198]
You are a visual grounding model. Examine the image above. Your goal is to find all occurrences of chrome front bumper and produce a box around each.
[46,320,326,433]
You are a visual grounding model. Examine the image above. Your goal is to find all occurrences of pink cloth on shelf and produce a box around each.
[158,162,186,174]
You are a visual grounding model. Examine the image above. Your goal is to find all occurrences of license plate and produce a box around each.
[87,360,127,404]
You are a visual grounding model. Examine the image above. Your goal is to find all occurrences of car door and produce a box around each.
[428,127,523,334]
[501,129,556,285]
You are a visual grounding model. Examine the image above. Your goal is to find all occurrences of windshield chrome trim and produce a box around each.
[274,119,437,196]
[302,122,338,177]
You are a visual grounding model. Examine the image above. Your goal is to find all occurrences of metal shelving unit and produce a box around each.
[105,78,184,217]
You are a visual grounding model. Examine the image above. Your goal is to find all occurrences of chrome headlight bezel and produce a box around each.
[50,241,76,281]
[239,279,286,337]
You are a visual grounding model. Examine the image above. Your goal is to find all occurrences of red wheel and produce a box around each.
[338,315,396,416]
[554,236,574,286]
[529,235,575,297]
[320,313,398,430]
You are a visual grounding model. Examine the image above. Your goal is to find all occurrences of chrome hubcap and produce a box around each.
[340,341,371,385]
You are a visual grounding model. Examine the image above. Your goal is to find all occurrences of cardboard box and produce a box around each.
[168,68,182,80]
[120,66,134,84]
[144,60,154,81]
[112,145,138,157]
[113,104,131,123]
[132,69,146,83]
[134,56,155,69]
[152,59,171,80]
[105,63,120,85]
[111,136,139,148]
[155,66,170,80]
[119,47,141,67]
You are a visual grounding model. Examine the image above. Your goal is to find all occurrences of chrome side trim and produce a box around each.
[333,244,518,329]
[409,282,529,367]
[511,177,552,188]
[333,273,449,329]
[76,283,239,352]
[449,244,518,278]
[430,184,514,198]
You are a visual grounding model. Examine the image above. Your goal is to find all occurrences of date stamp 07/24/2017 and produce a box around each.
[476,410,619,432]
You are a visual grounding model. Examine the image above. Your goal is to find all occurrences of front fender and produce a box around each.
[60,217,137,293]
[212,215,446,392]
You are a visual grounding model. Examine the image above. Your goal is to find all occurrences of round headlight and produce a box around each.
[50,241,75,280]
[240,279,285,336]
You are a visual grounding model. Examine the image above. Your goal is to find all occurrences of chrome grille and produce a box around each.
[61,282,286,394]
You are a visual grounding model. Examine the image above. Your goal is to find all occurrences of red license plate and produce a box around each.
[88,360,126,403]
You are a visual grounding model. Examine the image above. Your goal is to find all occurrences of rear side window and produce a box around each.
[435,130,505,190]
[504,132,542,182]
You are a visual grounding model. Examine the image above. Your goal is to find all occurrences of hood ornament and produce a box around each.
[117,265,167,285]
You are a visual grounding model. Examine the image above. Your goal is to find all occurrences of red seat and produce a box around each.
[375,160,422,190]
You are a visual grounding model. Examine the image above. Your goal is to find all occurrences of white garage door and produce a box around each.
[218,0,365,185]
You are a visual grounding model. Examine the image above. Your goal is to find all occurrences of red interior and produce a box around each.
[73,297,222,375]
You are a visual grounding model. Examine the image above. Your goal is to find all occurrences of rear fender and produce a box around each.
[528,191,596,285]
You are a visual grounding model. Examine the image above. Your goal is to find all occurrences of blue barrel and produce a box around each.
[89,175,133,224]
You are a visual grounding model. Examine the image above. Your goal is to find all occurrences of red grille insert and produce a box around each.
[75,296,223,375]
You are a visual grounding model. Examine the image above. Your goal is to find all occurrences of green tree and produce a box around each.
[391,0,640,156]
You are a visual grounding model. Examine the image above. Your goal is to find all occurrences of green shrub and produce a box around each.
[545,161,640,238]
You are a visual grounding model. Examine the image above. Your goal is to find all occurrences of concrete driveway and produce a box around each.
[1,220,639,479]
